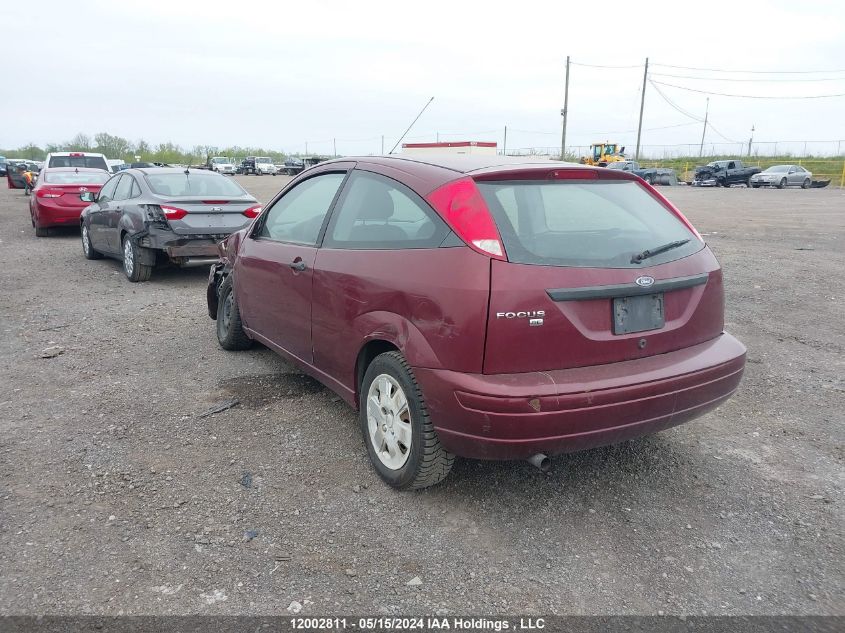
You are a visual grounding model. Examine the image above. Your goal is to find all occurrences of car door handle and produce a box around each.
[289,260,306,272]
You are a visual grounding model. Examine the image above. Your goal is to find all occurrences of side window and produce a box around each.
[258,172,346,244]
[114,174,134,201]
[324,171,448,249]
[727,162,736,169]
[98,175,121,203]
[130,177,142,198]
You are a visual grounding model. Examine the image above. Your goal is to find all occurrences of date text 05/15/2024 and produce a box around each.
[290,617,546,631]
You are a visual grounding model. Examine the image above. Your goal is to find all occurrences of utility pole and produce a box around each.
[561,55,570,160]
[699,97,709,157]
[635,57,649,160]
[333,138,337,157]
[436,132,440,143]
[503,125,508,155]
[381,135,384,155]
[305,141,308,155]
[747,124,755,156]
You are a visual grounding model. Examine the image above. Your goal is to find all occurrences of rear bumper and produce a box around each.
[138,226,227,261]
[34,201,85,226]
[414,333,746,460]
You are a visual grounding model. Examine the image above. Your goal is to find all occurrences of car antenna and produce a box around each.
[389,96,434,154]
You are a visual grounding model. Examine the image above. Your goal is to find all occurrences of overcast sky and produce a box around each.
[2,0,844,157]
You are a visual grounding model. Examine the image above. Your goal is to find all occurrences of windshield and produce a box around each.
[256,157,272,164]
[478,180,701,268]
[606,163,629,170]
[44,171,110,184]
[764,165,790,173]
[49,155,109,171]
[211,158,230,164]
[145,173,248,197]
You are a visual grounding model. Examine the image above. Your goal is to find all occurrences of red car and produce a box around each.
[30,167,111,236]
[207,156,746,489]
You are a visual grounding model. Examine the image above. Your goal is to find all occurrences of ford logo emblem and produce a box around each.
[636,276,655,288]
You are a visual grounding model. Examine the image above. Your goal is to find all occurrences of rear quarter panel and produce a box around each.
[311,246,491,395]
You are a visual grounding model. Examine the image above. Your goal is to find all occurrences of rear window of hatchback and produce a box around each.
[478,179,702,268]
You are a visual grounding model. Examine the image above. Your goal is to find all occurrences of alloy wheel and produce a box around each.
[123,238,134,276]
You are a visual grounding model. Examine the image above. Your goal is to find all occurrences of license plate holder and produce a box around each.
[613,293,664,334]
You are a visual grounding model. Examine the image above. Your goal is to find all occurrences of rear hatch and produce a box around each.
[473,169,724,374]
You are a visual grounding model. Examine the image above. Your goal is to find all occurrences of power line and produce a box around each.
[651,71,845,83]
[648,80,738,142]
[649,80,704,122]
[651,79,845,99]
[651,62,845,74]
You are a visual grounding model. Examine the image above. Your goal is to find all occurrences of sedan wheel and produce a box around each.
[778,178,787,189]
[81,223,102,260]
[122,235,152,282]
[802,178,811,189]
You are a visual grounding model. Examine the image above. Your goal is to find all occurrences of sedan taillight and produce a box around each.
[36,189,62,198]
[243,205,262,219]
[160,205,188,220]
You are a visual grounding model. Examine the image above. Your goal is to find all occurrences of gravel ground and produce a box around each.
[0,175,842,616]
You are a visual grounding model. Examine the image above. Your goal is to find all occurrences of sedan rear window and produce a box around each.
[49,156,109,171]
[145,173,247,197]
[44,171,110,184]
[478,180,701,268]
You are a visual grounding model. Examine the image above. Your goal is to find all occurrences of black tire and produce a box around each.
[81,222,102,259]
[752,184,760,189]
[34,225,49,237]
[360,351,454,489]
[122,234,153,282]
[746,176,753,188]
[802,178,810,189]
[645,174,655,185]
[216,276,253,351]
[778,178,787,189]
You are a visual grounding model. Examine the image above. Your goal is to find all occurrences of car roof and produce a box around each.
[322,154,592,174]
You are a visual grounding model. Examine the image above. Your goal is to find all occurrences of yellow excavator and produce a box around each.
[580,142,626,166]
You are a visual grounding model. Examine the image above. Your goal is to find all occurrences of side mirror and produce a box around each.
[80,191,96,202]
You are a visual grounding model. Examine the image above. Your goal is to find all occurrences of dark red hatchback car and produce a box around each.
[208,156,746,489]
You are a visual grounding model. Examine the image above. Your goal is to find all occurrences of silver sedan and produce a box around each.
[750,165,812,189]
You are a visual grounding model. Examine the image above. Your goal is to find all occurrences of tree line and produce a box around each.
[1,133,295,164]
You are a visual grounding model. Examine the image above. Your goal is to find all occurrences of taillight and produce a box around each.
[36,189,62,198]
[160,205,188,220]
[243,205,262,219]
[425,177,505,260]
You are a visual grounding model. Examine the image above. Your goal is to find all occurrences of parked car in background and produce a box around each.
[605,160,677,185]
[254,156,277,175]
[107,159,126,173]
[45,152,109,172]
[207,155,746,489]
[0,155,8,176]
[693,160,761,187]
[208,156,237,175]
[749,165,812,189]
[29,167,111,236]
[282,158,305,175]
[79,168,260,282]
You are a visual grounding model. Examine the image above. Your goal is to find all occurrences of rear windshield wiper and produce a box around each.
[631,239,690,264]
